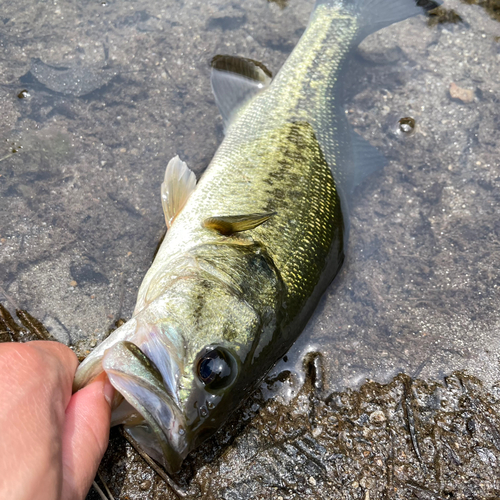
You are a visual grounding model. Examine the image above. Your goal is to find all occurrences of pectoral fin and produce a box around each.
[161,156,197,229]
[203,212,276,236]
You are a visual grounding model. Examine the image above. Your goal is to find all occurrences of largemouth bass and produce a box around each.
[74,0,437,474]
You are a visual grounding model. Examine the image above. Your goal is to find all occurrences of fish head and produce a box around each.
[102,261,282,474]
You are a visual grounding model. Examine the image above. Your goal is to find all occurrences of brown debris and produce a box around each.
[449,82,475,103]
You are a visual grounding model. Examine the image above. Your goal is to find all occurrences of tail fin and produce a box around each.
[315,0,441,42]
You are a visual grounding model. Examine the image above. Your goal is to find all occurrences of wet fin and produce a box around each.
[203,211,276,236]
[161,155,197,229]
[314,0,441,43]
[211,55,272,129]
[348,131,387,193]
[320,126,386,200]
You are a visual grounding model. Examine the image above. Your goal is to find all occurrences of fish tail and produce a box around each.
[314,0,440,42]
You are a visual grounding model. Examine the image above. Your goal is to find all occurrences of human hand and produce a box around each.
[0,341,114,500]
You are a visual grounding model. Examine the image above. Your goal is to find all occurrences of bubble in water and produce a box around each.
[398,116,416,134]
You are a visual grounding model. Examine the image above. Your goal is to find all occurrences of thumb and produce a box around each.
[61,373,114,500]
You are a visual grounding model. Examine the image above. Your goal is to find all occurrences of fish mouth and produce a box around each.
[102,340,189,474]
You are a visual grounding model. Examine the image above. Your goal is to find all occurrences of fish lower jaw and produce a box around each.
[102,339,190,474]
[124,421,190,475]
[107,372,191,474]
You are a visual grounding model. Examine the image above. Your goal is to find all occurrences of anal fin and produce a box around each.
[161,156,197,229]
[336,131,387,197]
[203,212,276,236]
[351,131,387,188]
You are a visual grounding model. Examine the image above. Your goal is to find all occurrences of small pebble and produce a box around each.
[449,82,474,103]
[70,280,78,287]
[140,480,151,490]
[369,410,386,423]
[308,476,317,486]
[312,426,323,437]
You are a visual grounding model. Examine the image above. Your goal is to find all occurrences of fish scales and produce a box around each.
[73,0,438,477]
[138,4,353,316]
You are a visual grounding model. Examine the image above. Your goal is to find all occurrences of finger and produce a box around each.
[0,340,78,406]
[0,341,79,500]
[61,372,114,500]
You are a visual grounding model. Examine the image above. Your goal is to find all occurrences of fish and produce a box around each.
[73,0,438,475]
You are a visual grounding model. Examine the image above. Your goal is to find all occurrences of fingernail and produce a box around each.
[102,375,115,408]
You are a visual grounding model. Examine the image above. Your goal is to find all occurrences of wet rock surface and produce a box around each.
[89,367,500,499]
[3,299,500,499]
[1,0,499,498]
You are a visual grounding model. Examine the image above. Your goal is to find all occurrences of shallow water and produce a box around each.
[270,0,500,398]
[0,0,499,479]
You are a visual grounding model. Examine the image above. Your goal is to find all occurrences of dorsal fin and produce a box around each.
[210,55,272,129]
[161,156,197,229]
[203,212,276,236]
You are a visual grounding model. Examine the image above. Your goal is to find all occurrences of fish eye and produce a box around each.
[196,347,235,390]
